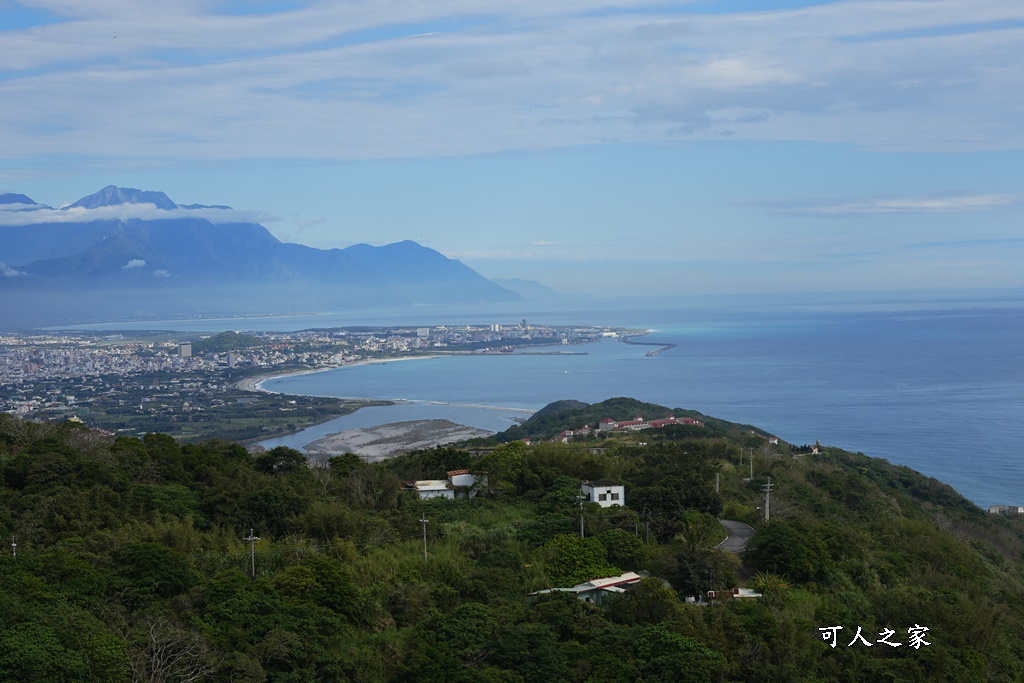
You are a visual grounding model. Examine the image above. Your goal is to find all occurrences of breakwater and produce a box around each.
[621,335,677,356]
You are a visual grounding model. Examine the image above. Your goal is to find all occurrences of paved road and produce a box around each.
[715,519,755,553]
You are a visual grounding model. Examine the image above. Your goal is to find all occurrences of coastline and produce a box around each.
[232,332,648,396]
[240,353,537,451]
[234,354,442,394]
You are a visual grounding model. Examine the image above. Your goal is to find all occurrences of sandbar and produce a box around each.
[304,419,492,461]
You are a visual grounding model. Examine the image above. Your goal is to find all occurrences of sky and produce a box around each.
[1,0,1023,297]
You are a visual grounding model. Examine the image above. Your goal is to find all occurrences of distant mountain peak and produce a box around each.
[0,193,44,208]
[0,186,522,325]
[64,185,178,211]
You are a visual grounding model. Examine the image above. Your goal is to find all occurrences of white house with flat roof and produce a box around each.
[581,480,625,508]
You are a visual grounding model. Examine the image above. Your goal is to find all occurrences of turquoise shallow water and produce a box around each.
[257,301,1024,509]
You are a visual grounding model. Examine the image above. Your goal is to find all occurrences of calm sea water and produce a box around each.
[251,298,1024,509]
[66,294,1024,508]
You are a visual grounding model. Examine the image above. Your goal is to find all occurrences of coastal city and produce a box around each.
[0,322,635,441]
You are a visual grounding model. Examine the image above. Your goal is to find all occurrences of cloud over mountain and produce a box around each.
[0,186,520,326]
[0,186,273,226]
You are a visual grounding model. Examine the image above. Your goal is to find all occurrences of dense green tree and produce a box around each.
[1,410,1024,681]
[490,622,568,682]
[745,520,834,584]
[606,577,685,625]
[658,548,740,597]
[540,534,620,587]
[477,441,528,496]
[231,488,307,537]
[597,528,645,568]
[255,446,307,475]
[114,542,198,604]
[634,624,726,683]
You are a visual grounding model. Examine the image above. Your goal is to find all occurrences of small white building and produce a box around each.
[707,587,763,601]
[407,470,486,500]
[989,504,1024,515]
[530,572,643,605]
[448,469,487,497]
[409,479,454,500]
[581,480,625,508]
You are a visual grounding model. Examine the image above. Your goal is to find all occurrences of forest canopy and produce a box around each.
[1,407,1023,682]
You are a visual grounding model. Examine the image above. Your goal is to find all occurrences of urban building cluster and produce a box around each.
[0,332,340,417]
[0,323,630,420]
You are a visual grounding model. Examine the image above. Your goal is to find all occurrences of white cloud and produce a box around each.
[122,259,146,269]
[1,0,1023,161]
[755,193,1021,216]
[0,202,45,212]
[0,262,25,277]
[0,203,274,226]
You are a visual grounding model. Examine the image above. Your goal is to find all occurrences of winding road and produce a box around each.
[715,519,755,553]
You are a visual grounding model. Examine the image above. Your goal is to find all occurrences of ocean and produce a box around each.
[247,294,1024,509]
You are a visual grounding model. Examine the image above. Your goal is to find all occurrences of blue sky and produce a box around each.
[1,0,1022,296]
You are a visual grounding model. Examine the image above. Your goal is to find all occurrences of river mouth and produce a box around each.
[302,419,494,461]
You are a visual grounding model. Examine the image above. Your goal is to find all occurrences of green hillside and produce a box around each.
[1,407,1022,682]
[495,397,768,442]
[191,330,266,355]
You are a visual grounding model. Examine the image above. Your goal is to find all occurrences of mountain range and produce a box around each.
[0,186,523,327]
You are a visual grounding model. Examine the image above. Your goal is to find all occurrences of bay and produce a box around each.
[259,299,1024,509]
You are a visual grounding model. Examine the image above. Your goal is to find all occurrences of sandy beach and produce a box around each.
[233,354,442,394]
[304,419,493,461]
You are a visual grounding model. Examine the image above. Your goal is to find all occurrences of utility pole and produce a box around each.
[762,478,773,522]
[10,535,15,558]
[579,493,587,538]
[749,455,753,479]
[715,472,720,493]
[243,529,259,578]
[420,517,429,560]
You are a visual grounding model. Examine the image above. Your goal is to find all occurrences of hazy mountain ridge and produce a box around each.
[491,277,563,300]
[0,186,519,326]
[0,193,43,208]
